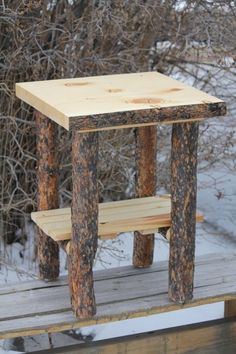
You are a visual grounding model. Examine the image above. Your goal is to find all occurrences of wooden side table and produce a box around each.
[16,72,226,319]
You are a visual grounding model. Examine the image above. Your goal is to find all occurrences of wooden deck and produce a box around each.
[34,318,236,354]
[31,196,203,241]
[1,253,236,339]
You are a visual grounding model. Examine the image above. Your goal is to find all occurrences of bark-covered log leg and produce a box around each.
[133,126,157,268]
[36,111,60,281]
[169,122,199,303]
[68,131,98,318]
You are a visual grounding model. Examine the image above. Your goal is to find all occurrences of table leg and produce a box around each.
[36,111,59,280]
[133,126,157,268]
[169,122,199,303]
[68,131,98,318]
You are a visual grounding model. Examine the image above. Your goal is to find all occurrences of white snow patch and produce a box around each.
[79,302,224,341]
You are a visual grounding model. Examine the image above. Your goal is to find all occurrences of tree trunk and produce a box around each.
[68,131,98,318]
[169,122,199,303]
[133,126,157,268]
[36,111,59,280]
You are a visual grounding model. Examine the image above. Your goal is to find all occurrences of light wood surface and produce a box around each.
[1,254,236,339]
[31,196,204,241]
[16,72,226,131]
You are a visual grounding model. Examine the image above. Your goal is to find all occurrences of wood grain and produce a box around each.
[133,126,157,268]
[36,318,236,354]
[31,196,204,241]
[1,253,228,296]
[16,72,226,131]
[224,300,236,317]
[169,122,199,303]
[2,257,236,322]
[1,254,236,339]
[35,111,59,280]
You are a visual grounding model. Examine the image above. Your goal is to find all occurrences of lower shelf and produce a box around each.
[31,195,204,241]
[1,253,236,339]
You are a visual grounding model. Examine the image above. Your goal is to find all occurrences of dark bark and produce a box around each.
[169,122,199,303]
[133,126,157,268]
[36,111,60,281]
[158,227,170,241]
[58,240,71,254]
[68,131,98,318]
[69,102,226,132]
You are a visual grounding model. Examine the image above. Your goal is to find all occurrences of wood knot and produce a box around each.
[161,88,183,94]
[168,88,183,92]
[65,82,90,87]
[106,88,123,93]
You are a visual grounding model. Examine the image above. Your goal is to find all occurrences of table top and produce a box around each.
[16,72,226,131]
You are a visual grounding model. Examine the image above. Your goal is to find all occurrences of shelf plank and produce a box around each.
[31,196,204,241]
[1,254,236,339]
[16,72,226,131]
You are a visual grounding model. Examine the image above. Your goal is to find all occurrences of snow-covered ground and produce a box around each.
[1,64,236,352]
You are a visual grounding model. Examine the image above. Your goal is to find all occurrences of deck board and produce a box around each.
[31,196,203,241]
[15,72,226,131]
[1,254,236,339]
[34,318,236,354]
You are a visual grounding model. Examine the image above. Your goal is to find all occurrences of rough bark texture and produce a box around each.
[69,102,226,132]
[36,111,60,280]
[133,126,157,268]
[68,131,98,318]
[58,240,71,254]
[224,301,236,317]
[169,122,199,303]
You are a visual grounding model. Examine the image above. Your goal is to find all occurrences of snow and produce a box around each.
[174,1,187,11]
[173,0,236,13]
[198,169,236,240]
[155,40,178,53]
[0,351,24,354]
[79,303,224,341]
